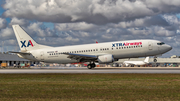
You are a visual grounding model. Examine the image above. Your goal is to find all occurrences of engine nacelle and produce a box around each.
[98,54,114,63]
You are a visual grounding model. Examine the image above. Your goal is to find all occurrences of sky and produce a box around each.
[0,0,180,57]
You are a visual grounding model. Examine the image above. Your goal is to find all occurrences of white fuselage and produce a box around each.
[19,39,172,64]
[123,61,148,66]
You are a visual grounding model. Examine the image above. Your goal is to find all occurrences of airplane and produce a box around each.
[10,25,172,69]
[123,57,149,67]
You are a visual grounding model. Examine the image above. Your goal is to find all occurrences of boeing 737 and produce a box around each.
[123,57,149,67]
[10,25,172,69]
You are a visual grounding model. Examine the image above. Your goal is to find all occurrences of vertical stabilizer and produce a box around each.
[12,25,39,52]
[144,57,149,63]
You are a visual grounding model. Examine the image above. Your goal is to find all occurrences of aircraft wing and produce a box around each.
[63,53,97,61]
[126,63,136,65]
[9,51,31,55]
[124,61,146,66]
[124,62,135,65]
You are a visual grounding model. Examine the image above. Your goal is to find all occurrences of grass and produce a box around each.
[0,74,180,101]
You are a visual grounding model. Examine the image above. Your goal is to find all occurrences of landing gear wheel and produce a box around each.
[91,63,96,68]
[87,63,96,69]
[87,64,92,69]
[154,59,157,63]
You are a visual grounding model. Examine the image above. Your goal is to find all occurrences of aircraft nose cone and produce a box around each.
[167,45,172,51]
[159,44,172,54]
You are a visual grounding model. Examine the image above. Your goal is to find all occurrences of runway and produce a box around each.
[1,67,180,74]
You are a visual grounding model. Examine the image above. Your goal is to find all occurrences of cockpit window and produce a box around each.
[157,42,165,45]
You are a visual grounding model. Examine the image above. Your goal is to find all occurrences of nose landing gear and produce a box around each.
[154,56,157,67]
[154,56,157,63]
[154,58,157,62]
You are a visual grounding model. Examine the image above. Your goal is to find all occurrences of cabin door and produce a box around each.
[40,51,44,60]
[148,42,153,50]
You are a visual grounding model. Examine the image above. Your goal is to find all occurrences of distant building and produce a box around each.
[0,53,39,66]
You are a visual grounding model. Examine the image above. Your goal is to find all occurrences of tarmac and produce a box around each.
[0,67,180,74]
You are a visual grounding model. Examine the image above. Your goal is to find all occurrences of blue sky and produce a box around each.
[176,14,180,18]
[0,0,5,15]
[0,0,180,58]
[0,8,4,16]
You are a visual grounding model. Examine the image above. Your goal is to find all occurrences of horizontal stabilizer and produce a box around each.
[63,53,97,61]
[9,51,31,55]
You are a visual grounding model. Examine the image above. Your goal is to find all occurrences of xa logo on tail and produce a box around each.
[20,40,34,48]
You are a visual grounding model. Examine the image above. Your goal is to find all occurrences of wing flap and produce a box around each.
[63,53,97,61]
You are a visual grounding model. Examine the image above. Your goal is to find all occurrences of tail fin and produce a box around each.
[144,57,149,63]
[12,25,50,52]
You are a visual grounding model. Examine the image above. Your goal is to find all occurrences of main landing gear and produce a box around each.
[87,62,96,69]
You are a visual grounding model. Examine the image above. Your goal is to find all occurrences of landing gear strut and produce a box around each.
[154,56,157,63]
[87,62,96,69]
[154,58,157,62]
[154,56,157,67]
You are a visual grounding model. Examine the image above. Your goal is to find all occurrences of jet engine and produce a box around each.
[98,54,114,63]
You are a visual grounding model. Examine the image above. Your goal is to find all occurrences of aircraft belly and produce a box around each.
[146,49,159,56]
[45,55,78,64]
[114,48,146,59]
